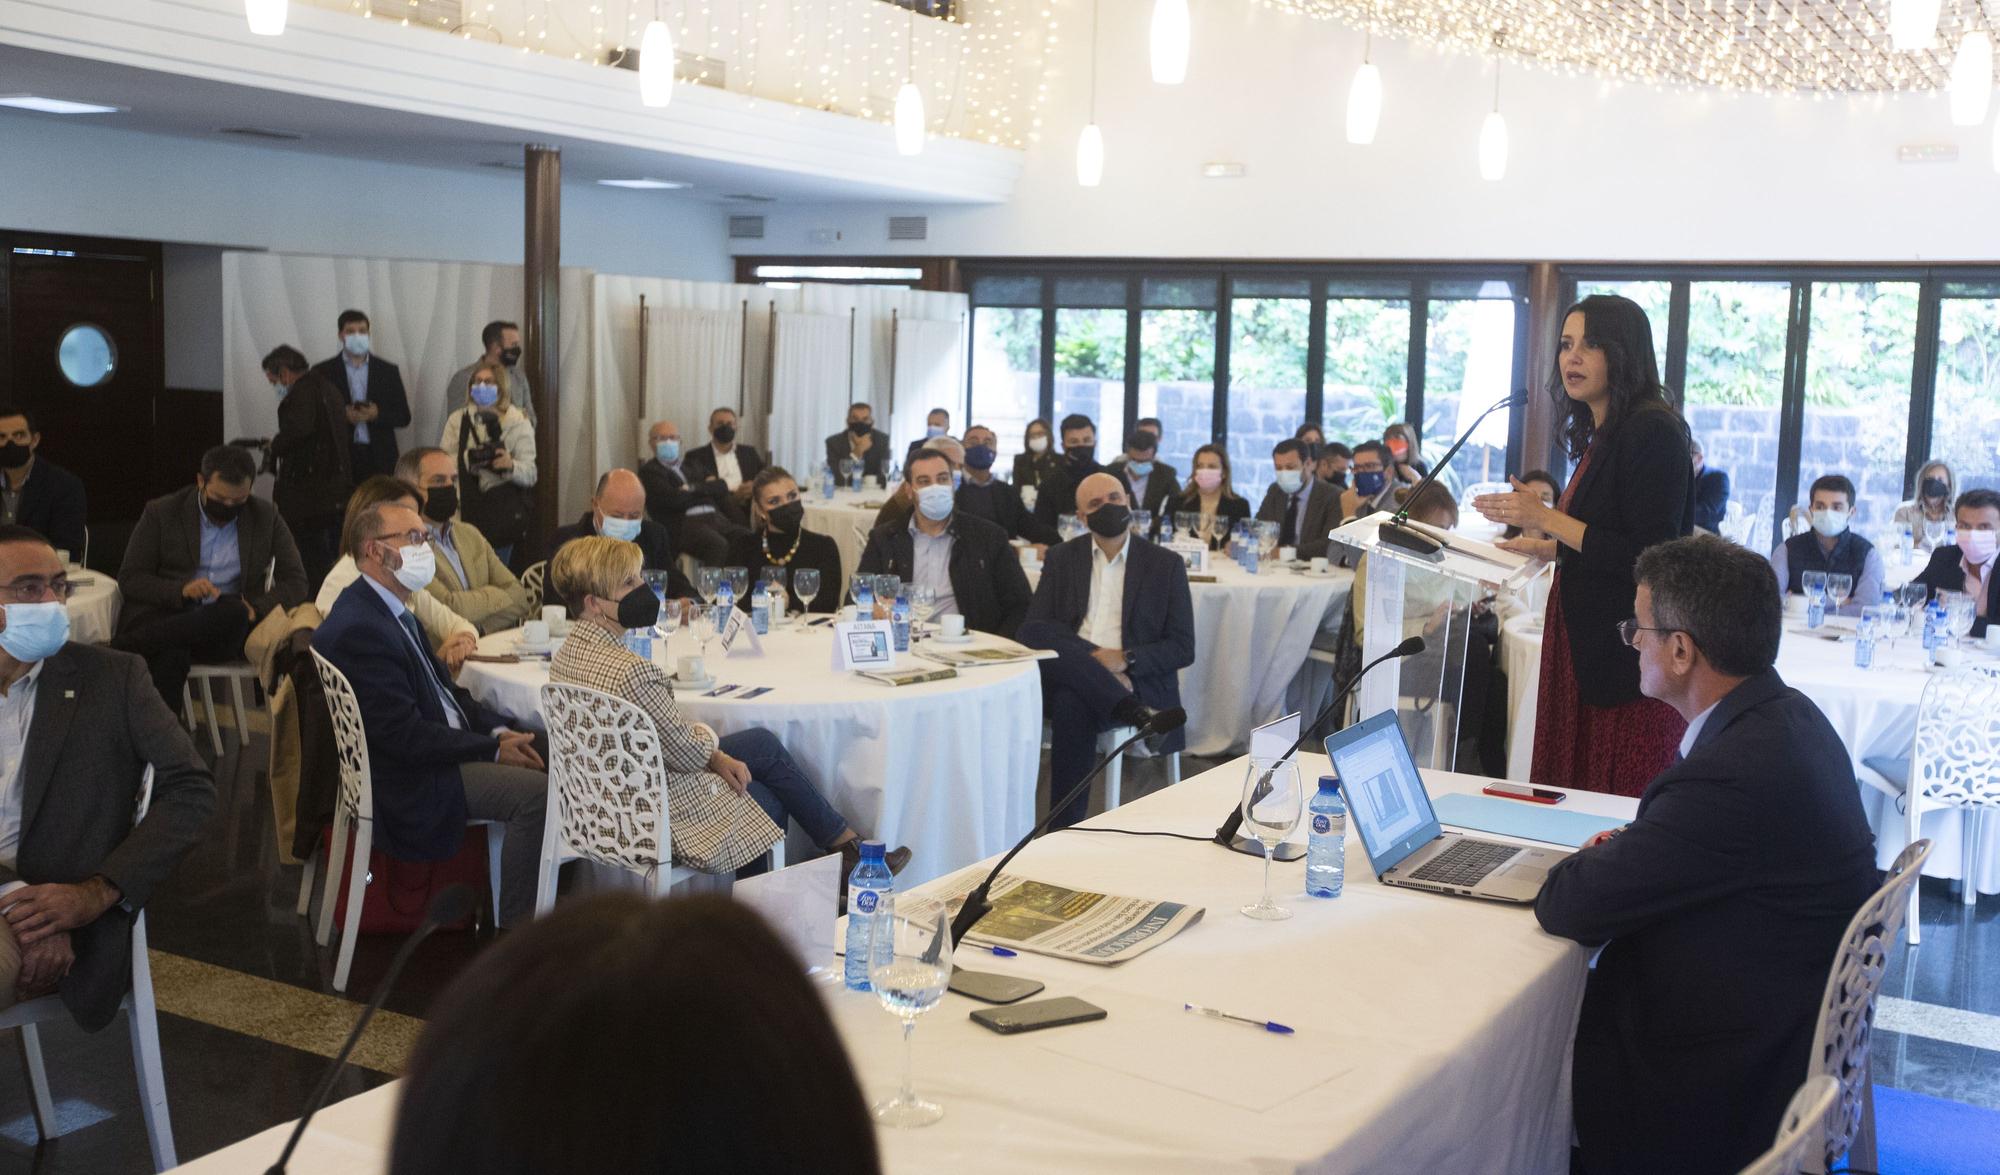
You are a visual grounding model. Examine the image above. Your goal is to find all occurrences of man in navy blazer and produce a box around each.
[1535,535,1876,1175]
[311,309,412,479]
[1019,472,1195,829]
[1691,437,1731,533]
[311,500,547,927]
[1910,487,2000,638]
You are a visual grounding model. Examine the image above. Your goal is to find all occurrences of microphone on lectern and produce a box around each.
[1377,390,1526,560]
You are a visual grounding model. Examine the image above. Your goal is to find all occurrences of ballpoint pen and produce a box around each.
[963,943,1017,958]
[1183,1003,1294,1034]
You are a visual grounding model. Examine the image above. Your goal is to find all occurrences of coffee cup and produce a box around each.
[941,614,967,639]
[676,655,706,683]
[521,620,551,647]
[1277,546,1298,563]
[1935,645,1964,669]
[1985,628,2000,652]
[542,605,568,634]
[1310,556,1329,576]
[1784,594,1807,618]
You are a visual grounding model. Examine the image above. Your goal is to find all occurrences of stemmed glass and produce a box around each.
[725,566,750,601]
[1255,521,1280,563]
[1827,573,1854,615]
[795,568,821,614]
[1947,594,1978,651]
[641,568,672,624]
[1238,756,1304,921]
[759,566,788,625]
[1058,513,1081,541]
[869,900,951,1128]
[1800,570,1827,615]
[873,575,904,610]
[692,601,720,663]
[695,566,724,606]
[1130,509,1153,540]
[850,573,876,611]
[1897,582,1928,646]
[906,584,936,634]
[841,457,860,491]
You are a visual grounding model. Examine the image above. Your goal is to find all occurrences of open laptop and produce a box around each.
[1323,711,1568,903]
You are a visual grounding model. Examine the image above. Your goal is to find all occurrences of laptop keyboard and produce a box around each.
[1406,839,1519,888]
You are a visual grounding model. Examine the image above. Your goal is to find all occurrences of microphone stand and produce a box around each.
[1377,391,1524,561]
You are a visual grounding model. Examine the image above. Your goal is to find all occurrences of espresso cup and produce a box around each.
[542,604,568,634]
[942,614,967,638]
[521,620,551,647]
[1310,556,1329,575]
[1277,546,1298,563]
[1985,628,2000,652]
[676,655,706,682]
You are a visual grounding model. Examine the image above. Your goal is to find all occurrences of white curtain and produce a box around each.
[769,312,855,478]
[643,306,744,438]
[891,316,966,448]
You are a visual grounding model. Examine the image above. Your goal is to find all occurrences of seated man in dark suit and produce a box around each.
[1254,438,1342,559]
[114,445,309,708]
[681,408,764,529]
[310,309,412,479]
[313,500,547,927]
[1105,428,1178,533]
[857,449,1032,639]
[638,419,738,567]
[957,425,1057,547]
[902,407,954,465]
[1535,534,1877,1175]
[1030,414,1108,533]
[1691,437,1731,533]
[825,401,894,485]
[1911,487,2000,637]
[0,525,213,1029]
[0,405,86,559]
[1019,473,1195,829]
[1767,474,1884,614]
[549,470,696,599]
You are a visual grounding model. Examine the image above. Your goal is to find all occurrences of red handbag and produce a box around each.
[321,825,488,935]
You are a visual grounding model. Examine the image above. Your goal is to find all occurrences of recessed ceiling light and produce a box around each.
[0,95,125,115]
[597,178,690,190]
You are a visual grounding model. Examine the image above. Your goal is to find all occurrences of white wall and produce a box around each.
[739,3,2000,262]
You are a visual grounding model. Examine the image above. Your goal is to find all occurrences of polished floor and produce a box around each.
[0,736,1994,1172]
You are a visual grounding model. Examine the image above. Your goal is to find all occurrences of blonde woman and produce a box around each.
[441,359,537,563]
[1893,459,1957,551]
[545,537,910,878]
[1171,443,1250,549]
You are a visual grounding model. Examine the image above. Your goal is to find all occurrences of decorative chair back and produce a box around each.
[1807,838,1932,1171]
[309,650,374,823]
[1910,665,2000,810]
[521,560,548,614]
[1736,1075,1841,1175]
[539,684,671,874]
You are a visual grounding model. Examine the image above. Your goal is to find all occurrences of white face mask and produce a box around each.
[1810,508,1849,538]
[1027,436,1050,454]
[391,543,435,592]
[601,515,643,542]
[1274,469,1305,494]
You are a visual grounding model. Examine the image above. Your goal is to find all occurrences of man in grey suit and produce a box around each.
[1254,438,1342,560]
[114,445,309,707]
[0,525,213,1030]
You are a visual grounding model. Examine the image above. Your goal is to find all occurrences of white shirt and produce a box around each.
[1079,537,1130,650]
[1678,699,1721,760]
[0,658,46,888]
[714,446,743,491]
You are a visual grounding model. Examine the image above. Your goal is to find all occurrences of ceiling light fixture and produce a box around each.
[0,95,123,115]
[638,1,674,109]
[1346,19,1382,145]
[1889,0,1942,52]
[597,178,691,189]
[894,1,926,155]
[1151,0,1191,85]
[1949,30,1993,126]
[1478,57,1507,181]
[245,0,288,36]
[1078,0,1104,186]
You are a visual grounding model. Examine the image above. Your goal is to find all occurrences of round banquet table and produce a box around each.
[802,486,894,586]
[1502,613,2000,894]
[67,571,122,646]
[456,622,1041,888]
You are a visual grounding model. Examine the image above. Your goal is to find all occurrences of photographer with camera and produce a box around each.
[440,360,537,568]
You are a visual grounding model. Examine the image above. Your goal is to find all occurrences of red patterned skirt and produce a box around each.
[1530,573,1685,797]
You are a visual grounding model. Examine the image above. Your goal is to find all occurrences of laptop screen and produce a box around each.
[1323,711,1444,876]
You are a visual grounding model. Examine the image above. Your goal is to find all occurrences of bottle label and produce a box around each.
[853,890,879,913]
[1312,814,1331,834]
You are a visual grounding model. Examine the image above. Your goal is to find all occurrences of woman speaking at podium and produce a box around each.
[1474,295,1694,796]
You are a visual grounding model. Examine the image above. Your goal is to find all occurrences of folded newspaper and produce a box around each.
[916,638,1059,668]
[930,868,1204,964]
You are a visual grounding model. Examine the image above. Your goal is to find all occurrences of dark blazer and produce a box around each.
[1553,406,1696,706]
[956,477,1058,544]
[310,353,411,476]
[724,528,843,615]
[1106,459,1181,521]
[638,457,735,551]
[856,512,1033,638]
[311,578,517,860]
[1254,479,1344,560]
[549,513,696,600]
[117,486,308,633]
[1913,544,2000,638]
[1022,535,1196,753]
[1535,669,1877,1174]
[682,442,765,488]
[1694,466,1731,532]
[0,644,213,1032]
[1030,458,1109,530]
[8,456,87,557]
[1011,449,1062,495]
[1167,490,1251,549]
[270,370,353,523]
[827,429,894,481]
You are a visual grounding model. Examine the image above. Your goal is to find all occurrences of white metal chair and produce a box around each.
[1095,726,1181,812]
[183,661,260,757]
[1858,664,2000,942]
[520,560,548,614]
[1737,1074,1841,1175]
[309,650,503,992]
[0,766,176,1171]
[1805,838,1932,1174]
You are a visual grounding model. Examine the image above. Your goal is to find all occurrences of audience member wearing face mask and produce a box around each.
[826,402,893,484]
[0,405,87,560]
[262,347,352,592]
[856,449,1032,639]
[1011,418,1063,502]
[1339,440,1398,523]
[903,408,955,465]
[1029,415,1108,532]
[439,360,538,568]
[1106,429,1178,532]
[1912,487,2000,637]
[956,425,1059,548]
[1766,475,1884,615]
[548,470,697,601]
[1893,460,1958,551]
[725,466,844,615]
[1254,439,1342,559]
[636,419,740,569]
[310,308,412,480]
[444,320,536,429]
[1172,444,1251,550]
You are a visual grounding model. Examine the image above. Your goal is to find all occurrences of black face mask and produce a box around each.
[499,346,522,367]
[422,485,459,523]
[202,495,246,525]
[613,586,661,630]
[0,443,30,470]
[1324,471,1348,490]
[1067,446,1096,468]
[849,420,873,437]
[713,424,737,444]
[767,501,806,534]
[1923,476,1949,499]
[1086,503,1131,538]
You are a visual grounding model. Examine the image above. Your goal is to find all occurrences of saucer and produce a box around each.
[516,638,553,654]
[933,633,974,645]
[674,675,716,692]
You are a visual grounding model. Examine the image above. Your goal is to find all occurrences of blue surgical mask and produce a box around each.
[1274,469,1305,494]
[271,380,287,397]
[655,438,681,463]
[964,444,997,471]
[927,424,948,438]
[1128,460,1155,479]
[600,515,643,541]
[916,483,956,522]
[0,601,69,663]
[470,382,500,408]
[1353,470,1386,496]
[343,333,371,358]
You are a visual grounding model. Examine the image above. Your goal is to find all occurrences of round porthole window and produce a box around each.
[57,323,117,388]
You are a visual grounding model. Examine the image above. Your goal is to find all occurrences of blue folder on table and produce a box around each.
[1430,793,1626,849]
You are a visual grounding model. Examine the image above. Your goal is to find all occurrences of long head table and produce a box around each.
[176,755,1633,1174]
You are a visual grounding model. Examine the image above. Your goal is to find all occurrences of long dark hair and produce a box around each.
[1552,294,1673,459]
[391,894,881,1175]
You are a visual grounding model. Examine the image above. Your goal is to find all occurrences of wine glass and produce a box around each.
[849,573,875,610]
[841,457,860,491]
[1238,756,1304,921]
[695,566,723,606]
[692,601,719,662]
[1827,573,1853,615]
[906,583,936,633]
[1130,509,1153,540]
[1947,595,1978,650]
[868,900,951,1128]
[725,566,750,601]
[873,575,903,610]
[642,567,672,617]
[795,567,822,614]
[1255,520,1280,562]
[1801,570,1827,607]
[1058,513,1080,541]
[656,596,683,641]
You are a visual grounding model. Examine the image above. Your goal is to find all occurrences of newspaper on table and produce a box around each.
[930,868,1203,964]
[915,638,1059,668]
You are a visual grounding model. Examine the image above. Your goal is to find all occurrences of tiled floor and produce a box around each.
[0,740,1992,1172]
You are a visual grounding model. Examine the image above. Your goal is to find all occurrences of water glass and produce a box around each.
[1130,509,1153,539]
[725,566,750,600]
[1827,573,1853,613]
[1238,756,1304,921]
[906,583,936,629]
[850,573,875,608]
[1058,513,1081,541]
[795,568,822,613]
[873,574,903,607]
[1801,570,1827,602]
[869,900,951,1129]
[695,566,724,605]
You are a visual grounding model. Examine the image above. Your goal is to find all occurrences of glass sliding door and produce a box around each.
[1224,279,1310,503]
[1051,277,1129,459]
[1572,279,1671,365]
[1135,277,1218,484]
[1799,281,1918,543]
[1933,291,2000,495]
[1321,283,1412,451]
[1423,282,1519,494]
[1684,281,1791,546]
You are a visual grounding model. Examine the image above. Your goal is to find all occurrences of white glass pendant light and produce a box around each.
[1150,0,1191,85]
[1346,28,1382,146]
[1949,31,1994,126]
[245,0,288,36]
[1478,62,1507,181]
[639,3,675,109]
[1078,0,1104,186]
[1992,106,2000,173]
[894,2,926,154]
[1889,0,1943,52]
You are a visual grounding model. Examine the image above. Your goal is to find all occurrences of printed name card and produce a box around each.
[1165,539,1210,574]
[717,604,763,656]
[831,620,896,672]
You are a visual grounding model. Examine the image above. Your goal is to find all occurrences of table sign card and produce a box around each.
[717,604,764,656]
[732,852,841,974]
[832,620,895,672]
[1165,539,1210,575]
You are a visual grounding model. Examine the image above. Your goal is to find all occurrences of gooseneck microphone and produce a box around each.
[948,706,1187,950]
[266,885,476,1175]
[1376,390,1527,560]
[1212,635,1426,858]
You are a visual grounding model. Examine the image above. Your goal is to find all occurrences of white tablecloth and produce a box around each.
[177,756,1635,1175]
[803,486,893,585]
[1502,616,2000,894]
[67,572,121,645]
[456,624,1041,888]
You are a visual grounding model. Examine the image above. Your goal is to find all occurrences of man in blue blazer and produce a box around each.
[1535,534,1876,1174]
[311,309,412,479]
[1019,472,1195,829]
[312,499,547,927]
[1691,436,1731,533]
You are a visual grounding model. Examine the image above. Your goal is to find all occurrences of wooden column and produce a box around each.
[524,143,562,553]
[1521,262,1564,476]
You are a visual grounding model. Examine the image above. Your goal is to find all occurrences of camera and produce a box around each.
[467,442,505,468]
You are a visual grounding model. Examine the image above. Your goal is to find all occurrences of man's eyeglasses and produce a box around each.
[1616,620,1685,647]
[372,530,428,548]
[0,578,73,604]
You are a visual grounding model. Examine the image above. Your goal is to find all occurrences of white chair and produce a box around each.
[1805,838,1932,1175]
[0,766,176,1171]
[1858,664,2000,942]
[520,560,547,614]
[183,661,260,757]
[1095,726,1181,813]
[309,650,503,992]
[1737,1074,1841,1175]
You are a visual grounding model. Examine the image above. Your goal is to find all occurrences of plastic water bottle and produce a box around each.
[849,464,863,492]
[1854,616,1876,670]
[844,841,895,991]
[820,464,836,499]
[623,628,653,661]
[853,576,874,610]
[891,592,911,652]
[1244,544,1261,576]
[716,578,736,613]
[1923,602,1945,652]
[1806,589,1826,629]
[1946,523,1958,551]
[750,584,770,635]
[1306,777,1345,899]
[1901,525,1915,563]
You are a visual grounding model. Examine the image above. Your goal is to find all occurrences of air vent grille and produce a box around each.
[887,216,928,241]
[728,216,766,240]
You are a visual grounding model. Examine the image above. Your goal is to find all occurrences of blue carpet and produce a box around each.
[1869,1084,2000,1175]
